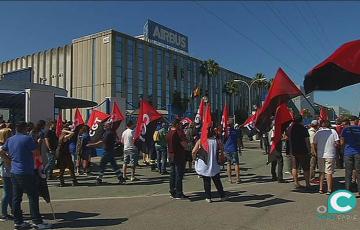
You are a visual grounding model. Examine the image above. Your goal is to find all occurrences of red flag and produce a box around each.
[200,103,212,153]
[110,101,125,131]
[270,104,293,155]
[180,117,193,125]
[134,100,162,153]
[73,108,84,128]
[255,68,302,132]
[56,112,63,138]
[241,110,258,128]
[194,97,205,128]
[304,40,360,94]
[221,104,229,137]
[319,107,329,122]
[87,109,110,141]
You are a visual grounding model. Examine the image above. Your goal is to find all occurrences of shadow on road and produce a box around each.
[245,197,294,208]
[43,211,127,229]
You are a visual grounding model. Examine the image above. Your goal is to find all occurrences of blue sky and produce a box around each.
[1,1,360,114]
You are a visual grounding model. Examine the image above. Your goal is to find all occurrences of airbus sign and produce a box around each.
[144,20,188,52]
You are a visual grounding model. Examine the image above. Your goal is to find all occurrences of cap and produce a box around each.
[311,120,318,126]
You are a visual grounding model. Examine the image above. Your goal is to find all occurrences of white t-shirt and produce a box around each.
[195,138,220,177]
[308,127,317,144]
[313,128,339,158]
[121,128,136,152]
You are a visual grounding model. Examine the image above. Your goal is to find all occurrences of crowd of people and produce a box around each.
[262,114,360,196]
[0,116,243,229]
[1,112,360,229]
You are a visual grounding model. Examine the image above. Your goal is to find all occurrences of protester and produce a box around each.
[340,117,360,195]
[313,120,339,194]
[76,125,91,175]
[270,128,285,183]
[44,121,58,179]
[288,115,311,189]
[308,120,319,182]
[0,122,51,229]
[192,126,227,203]
[184,123,195,172]
[166,119,189,199]
[87,122,125,185]
[224,121,241,184]
[57,127,78,187]
[68,125,78,171]
[154,122,168,175]
[0,123,13,221]
[121,121,139,181]
[234,124,244,149]
[335,119,345,169]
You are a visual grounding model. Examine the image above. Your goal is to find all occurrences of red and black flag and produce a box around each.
[134,100,162,153]
[221,104,229,138]
[87,109,110,142]
[110,101,125,131]
[180,117,193,126]
[194,97,205,128]
[255,68,302,132]
[56,112,63,138]
[196,103,212,164]
[319,107,329,122]
[73,108,85,129]
[304,40,360,94]
[269,104,293,163]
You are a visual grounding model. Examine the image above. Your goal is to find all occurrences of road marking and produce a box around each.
[39,182,267,203]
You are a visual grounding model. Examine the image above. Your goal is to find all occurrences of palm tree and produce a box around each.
[223,80,240,114]
[253,73,267,106]
[200,59,220,103]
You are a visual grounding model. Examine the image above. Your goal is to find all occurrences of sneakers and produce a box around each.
[0,214,14,221]
[130,177,140,182]
[32,222,52,229]
[118,176,126,184]
[175,194,190,200]
[205,198,212,203]
[96,178,102,185]
[14,221,32,229]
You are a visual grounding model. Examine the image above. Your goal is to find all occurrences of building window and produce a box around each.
[115,35,123,96]
[156,49,162,109]
[127,39,134,107]
[165,52,170,107]
[138,43,144,97]
[148,47,153,98]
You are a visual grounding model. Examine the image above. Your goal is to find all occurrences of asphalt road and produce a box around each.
[0,140,359,230]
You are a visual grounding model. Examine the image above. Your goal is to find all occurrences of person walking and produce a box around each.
[44,121,58,179]
[57,127,78,187]
[224,121,241,184]
[166,119,189,200]
[87,122,126,185]
[121,121,139,181]
[192,126,227,203]
[313,120,339,194]
[184,123,195,172]
[270,128,285,183]
[0,123,13,221]
[0,122,51,229]
[288,115,311,189]
[340,117,360,195]
[75,125,91,175]
[308,120,319,182]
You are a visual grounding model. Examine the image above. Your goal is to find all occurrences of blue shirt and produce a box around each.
[224,128,239,153]
[1,133,36,175]
[341,126,360,156]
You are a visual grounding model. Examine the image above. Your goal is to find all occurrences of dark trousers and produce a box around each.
[59,158,77,184]
[271,155,284,180]
[1,177,12,217]
[44,151,56,178]
[98,151,122,179]
[263,138,270,155]
[344,154,360,192]
[202,173,225,199]
[11,174,42,225]
[156,146,167,173]
[169,162,185,197]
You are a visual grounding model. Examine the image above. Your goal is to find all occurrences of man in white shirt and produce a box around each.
[121,121,139,182]
[313,120,339,195]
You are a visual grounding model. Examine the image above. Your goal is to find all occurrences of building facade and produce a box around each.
[0,25,261,121]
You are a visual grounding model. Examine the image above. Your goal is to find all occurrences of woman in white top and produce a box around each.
[192,127,226,203]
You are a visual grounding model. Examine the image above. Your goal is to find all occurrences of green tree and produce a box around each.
[253,73,268,106]
[200,59,220,102]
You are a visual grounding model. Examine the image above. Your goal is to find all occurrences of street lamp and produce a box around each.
[233,78,266,116]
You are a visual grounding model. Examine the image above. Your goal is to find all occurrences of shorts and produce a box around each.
[291,154,310,171]
[124,149,139,166]
[317,158,335,174]
[225,152,240,165]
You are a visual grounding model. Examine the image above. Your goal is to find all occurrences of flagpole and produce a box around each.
[300,92,316,111]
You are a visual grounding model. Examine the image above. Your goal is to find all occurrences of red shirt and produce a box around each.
[166,128,186,164]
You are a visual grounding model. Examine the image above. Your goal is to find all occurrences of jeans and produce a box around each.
[169,162,185,197]
[44,151,56,178]
[98,151,122,179]
[156,146,167,173]
[344,154,360,192]
[202,173,225,199]
[1,177,12,217]
[11,174,42,225]
[271,155,284,180]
